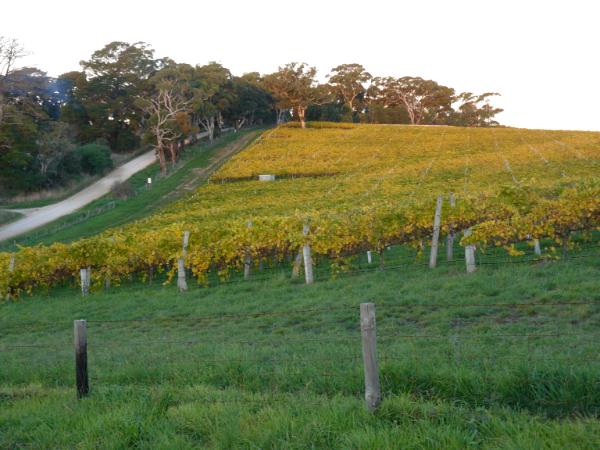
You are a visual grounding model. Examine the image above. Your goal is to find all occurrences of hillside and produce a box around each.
[2,250,600,448]
[0,130,261,251]
[2,122,600,448]
[1,122,598,297]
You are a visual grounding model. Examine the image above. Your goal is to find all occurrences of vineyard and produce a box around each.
[1,122,599,297]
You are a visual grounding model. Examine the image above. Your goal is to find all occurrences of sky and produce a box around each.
[2,0,599,131]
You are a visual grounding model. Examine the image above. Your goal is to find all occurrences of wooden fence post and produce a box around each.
[463,228,476,273]
[244,220,252,280]
[302,223,314,284]
[446,193,456,261]
[6,255,15,300]
[80,268,90,296]
[360,302,381,411]
[533,238,541,257]
[177,231,190,292]
[105,237,116,290]
[291,250,303,279]
[429,195,443,268]
[74,319,89,398]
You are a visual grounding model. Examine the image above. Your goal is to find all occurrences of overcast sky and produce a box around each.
[2,0,599,131]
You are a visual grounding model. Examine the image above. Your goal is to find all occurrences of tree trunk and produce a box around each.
[217,111,224,132]
[276,109,286,125]
[236,117,246,131]
[299,107,306,129]
[200,117,215,142]
[155,144,167,174]
[168,142,177,167]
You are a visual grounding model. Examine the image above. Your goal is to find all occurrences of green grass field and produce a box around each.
[0,130,260,252]
[1,241,599,448]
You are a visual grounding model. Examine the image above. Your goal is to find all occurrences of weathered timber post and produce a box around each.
[360,302,381,411]
[177,231,190,292]
[74,319,89,398]
[446,193,456,261]
[367,251,373,264]
[6,255,15,299]
[463,228,476,273]
[291,250,303,279]
[429,195,443,268]
[80,268,91,296]
[244,220,252,280]
[104,237,116,290]
[302,223,314,284]
[533,238,542,257]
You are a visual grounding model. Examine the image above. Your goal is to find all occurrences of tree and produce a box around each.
[371,76,454,125]
[224,73,274,130]
[327,64,371,120]
[0,36,26,126]
[0,39,58,192]
[263,63,325,128]
[190,62,233,142]
[75,41,162,151]
[452,92,503,127]
[36,121,75,177]
[141,82,190,174]
[56,71,94,142]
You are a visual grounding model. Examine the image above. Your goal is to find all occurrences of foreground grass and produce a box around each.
[1,247,599,448]
[0,130,261,251]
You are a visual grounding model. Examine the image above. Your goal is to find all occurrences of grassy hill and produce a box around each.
[1,250,599,448]
[1,122,599,447]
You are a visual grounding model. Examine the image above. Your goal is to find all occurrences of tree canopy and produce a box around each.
[0,36,503,196]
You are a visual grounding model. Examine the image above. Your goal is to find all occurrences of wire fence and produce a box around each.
[2,297,600,414]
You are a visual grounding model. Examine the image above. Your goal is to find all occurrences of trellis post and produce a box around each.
[429,195,443,268]
[360,302,381,411]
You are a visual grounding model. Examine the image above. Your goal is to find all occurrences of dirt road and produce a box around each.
[0,150,158,242]
[0,129,253,243]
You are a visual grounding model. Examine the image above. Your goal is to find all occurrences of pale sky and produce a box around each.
[3,0,599,131]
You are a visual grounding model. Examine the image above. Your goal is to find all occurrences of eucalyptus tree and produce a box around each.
[263,63,325,128]
[188,62,234,142]
[452,92,503,127]
[371,76,454,125]
[224,73,274,130]
[76,41,164,151]
[0,36,26,126]
[327,63,372,119]
[140,81,190,174]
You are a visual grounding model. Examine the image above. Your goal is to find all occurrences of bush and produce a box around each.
[58,150,82,175]
[75,143,113,175]
[110,180,134,199]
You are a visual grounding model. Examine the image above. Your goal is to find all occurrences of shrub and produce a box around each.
[75,143,114,175]
[110,180,134,199]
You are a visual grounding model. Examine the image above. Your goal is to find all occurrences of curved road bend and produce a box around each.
[0,129,239,242]
[0,150,157,242]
